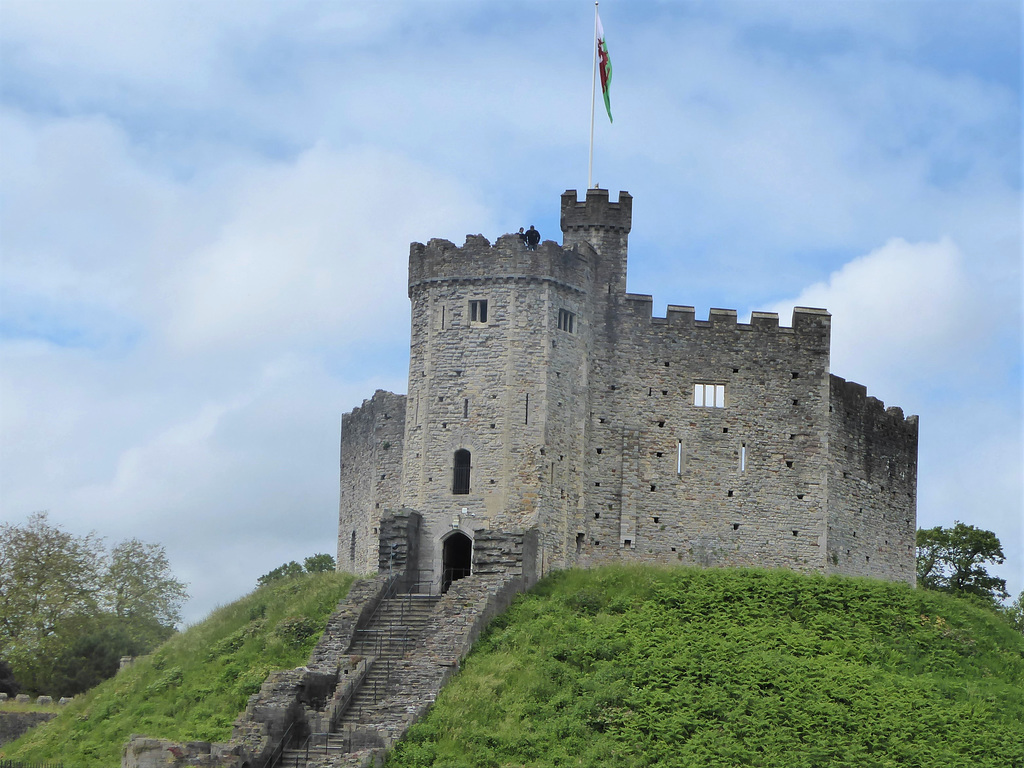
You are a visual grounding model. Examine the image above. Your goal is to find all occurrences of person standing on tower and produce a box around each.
[526,225,540,251]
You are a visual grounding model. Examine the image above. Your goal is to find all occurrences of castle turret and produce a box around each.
[401,230,594,588]
[560,188,632,295]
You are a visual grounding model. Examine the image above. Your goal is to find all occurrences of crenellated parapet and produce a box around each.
[620,297,831,341]
[408,233,592,297]
[830,375,919,434]
[560,188,632,235]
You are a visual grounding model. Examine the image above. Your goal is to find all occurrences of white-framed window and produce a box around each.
[557,308,576,333]
[694,383,726,408]
[469,299,488,324]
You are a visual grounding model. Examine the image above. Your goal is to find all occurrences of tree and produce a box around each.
[0,658,20,696]
[0,513,188,695]
[303,553,336,573]
[1003,591,1024,636]
[257,561,304,587]
[916,522,1008,602]
[0,511,104,666]
[103,538,188,647]
[257,554,336,587]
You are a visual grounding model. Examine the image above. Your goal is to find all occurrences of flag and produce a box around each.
[597,13,613,123]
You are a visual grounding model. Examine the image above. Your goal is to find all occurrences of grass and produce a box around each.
[0,570,354,768]
[0,701,64,714]
[388,566,1024,768]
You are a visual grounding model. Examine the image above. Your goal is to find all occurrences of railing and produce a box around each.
[262,574,403,768]
[265,569,454,766]
[1,762,65,768]
[261,720,298,768]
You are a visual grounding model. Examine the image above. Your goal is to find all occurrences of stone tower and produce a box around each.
[338,189,918,591]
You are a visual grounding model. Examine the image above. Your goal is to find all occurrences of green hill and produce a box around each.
[0,570,353,768]
[388,567,1024,768]
[5,567,1022,768]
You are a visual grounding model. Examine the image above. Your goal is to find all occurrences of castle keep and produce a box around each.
[339,189,918,590]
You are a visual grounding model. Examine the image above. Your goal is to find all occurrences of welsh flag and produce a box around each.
[597,13,612,123]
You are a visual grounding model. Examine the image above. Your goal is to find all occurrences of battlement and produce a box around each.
[408,232,591,296]
[619,297,831,338]
[560,188,633,234]
[830,375,919,431]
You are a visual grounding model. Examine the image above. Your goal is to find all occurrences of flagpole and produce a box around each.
[588,1,598,190]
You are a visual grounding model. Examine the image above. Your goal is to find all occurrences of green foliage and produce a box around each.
[0,512,188,696]
[0,570,353,768]
[303,553,336,574]
[0,659,20,696]
[917,522,1008,602]
[0,512,105,669]
[256,561,304,587]
[257,554,336,588]
[104,538,189,638]
[388,567,1024,768]
[1004,591,1024,636]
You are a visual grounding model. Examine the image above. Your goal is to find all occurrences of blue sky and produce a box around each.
[1,0,1020,623]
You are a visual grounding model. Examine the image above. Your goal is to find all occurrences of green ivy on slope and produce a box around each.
[389,567,1024,768]
[1,571,354,768]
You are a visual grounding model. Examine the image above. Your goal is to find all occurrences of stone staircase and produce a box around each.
[276,592,441,768]
[339,593,440,725]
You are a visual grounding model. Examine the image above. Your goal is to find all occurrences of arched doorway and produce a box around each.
[442,531,472,593]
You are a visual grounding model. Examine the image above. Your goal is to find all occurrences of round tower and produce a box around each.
[399,191,634,590]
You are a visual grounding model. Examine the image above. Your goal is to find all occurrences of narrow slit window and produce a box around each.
[525,393,529,424]
[453,449,471,494]
[441,306,445,329]
[677,439,683,474]
[693,383,726,407]
[463,398,469,418]
[469,299,488,324]
[740,442,746,472]
[557,308,576,333]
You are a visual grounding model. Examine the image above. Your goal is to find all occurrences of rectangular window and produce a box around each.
[693,383,726,408]
[469,299,488,324]
[557,308,576,333]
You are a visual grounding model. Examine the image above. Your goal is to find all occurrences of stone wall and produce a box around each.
[338,390,406,574]
[0,710,57,746]
[338,187,918,589]
[580,304,833,575]
[377,511,421,588]
[826,375,919,584]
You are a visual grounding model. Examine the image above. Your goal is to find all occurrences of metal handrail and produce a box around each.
[261,719,297,768]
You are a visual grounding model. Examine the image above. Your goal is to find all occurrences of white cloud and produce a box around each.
[1,1,1019,621]
[769,237,974,403]
[165,143,493,353]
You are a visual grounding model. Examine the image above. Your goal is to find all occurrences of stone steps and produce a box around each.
[333,596,440,728]
[275,593,441,768]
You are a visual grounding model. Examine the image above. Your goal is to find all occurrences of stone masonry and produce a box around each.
[338,189,919,588]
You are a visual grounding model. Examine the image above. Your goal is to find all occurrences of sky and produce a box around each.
[0,0,1020,625]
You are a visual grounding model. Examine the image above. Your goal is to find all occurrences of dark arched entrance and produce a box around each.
[442,531,472,593]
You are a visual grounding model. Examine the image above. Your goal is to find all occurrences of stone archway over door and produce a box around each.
[442,531,472,593]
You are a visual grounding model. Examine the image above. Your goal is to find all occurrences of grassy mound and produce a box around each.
[389,567,1024,768]
[1,570,353,768]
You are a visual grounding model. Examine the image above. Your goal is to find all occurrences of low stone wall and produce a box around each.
[0,710,58,747]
